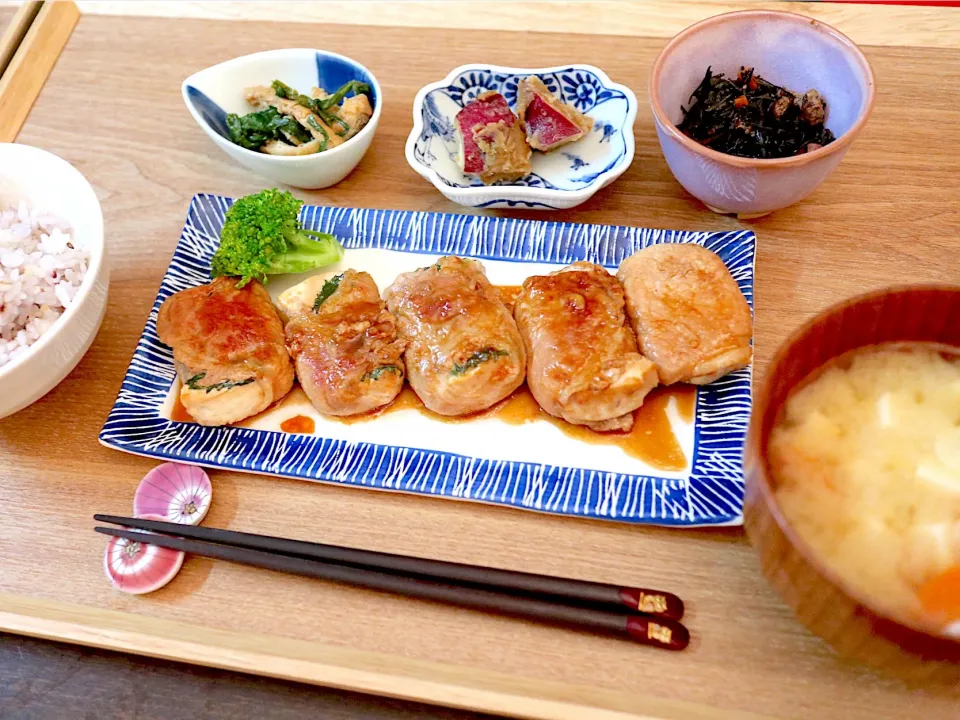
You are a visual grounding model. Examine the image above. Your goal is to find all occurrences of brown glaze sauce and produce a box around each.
[280,415,316,434]
[496,284,523,311]
[336,383,696,471]
[482,384,695,471]
[168,375,697,470]
[170,394,195,423]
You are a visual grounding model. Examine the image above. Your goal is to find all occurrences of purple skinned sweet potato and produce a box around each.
[516,76,593,152]
[455,92,517,174]
[524,94,585,150]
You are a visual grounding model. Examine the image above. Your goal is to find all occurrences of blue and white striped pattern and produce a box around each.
[100,195,756,526]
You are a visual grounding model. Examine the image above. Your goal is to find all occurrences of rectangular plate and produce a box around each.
[100,195,755,527]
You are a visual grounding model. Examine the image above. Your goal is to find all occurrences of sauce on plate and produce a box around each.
[337,383,695,470]
[170,394,195,423]
[167,380,696,471]
[280,415,315,434]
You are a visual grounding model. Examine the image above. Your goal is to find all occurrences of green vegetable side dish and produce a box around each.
[304,116,330,151]
[451,348,509,376]
[226,79,372,155]
[272,80,350,136]
[225,107,311,151]
[312,274,343,312]
[185,373,256,394]
[362,365,401,382]
[211,189,343,288]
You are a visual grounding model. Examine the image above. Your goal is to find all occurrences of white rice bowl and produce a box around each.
[0,199,89,368]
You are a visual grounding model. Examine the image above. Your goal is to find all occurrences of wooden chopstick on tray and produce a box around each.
[0,1,80,143]
[95,513,683,619]
[94,515,689,650]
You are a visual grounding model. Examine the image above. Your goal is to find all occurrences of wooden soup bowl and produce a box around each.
[745,286,960,684]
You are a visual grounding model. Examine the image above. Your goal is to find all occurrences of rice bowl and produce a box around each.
[0,143,108,419]
[1,200,90,367]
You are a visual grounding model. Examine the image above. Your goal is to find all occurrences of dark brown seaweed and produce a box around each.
[678,67,835,159]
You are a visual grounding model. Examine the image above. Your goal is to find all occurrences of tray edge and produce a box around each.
[0,591,775,720]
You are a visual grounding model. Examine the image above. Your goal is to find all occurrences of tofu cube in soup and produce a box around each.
[516,76,593,152]
[455,92,532,184]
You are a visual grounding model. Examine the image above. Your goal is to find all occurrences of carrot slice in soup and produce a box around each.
[918,565,960,622]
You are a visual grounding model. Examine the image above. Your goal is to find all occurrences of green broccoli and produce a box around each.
[211,189,343,288]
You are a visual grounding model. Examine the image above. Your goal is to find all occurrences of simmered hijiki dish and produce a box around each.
[679,66,835,159]
[156,190,753,463]
[0,200,88,367]
[227,79,373,155]
[771,344,960,631]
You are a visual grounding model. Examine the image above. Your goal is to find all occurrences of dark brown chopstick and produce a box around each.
[93,514,682,620]
[94,525,688,651]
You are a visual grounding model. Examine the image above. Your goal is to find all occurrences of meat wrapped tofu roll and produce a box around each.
[278,270,405,416]
[384,257,525,416]
[157,277,294,426]
[617,244,752,385]
[514,262,659,432]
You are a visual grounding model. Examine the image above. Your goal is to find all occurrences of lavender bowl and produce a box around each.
[650,10,875,218]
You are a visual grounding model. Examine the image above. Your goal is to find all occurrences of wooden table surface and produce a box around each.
[1,5,959,720]
[0,633,490,720]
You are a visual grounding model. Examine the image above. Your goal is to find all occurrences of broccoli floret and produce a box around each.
[211,189,343,288]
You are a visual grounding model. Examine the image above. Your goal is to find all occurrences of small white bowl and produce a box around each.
[406,63,637,210]
[182,48,382,190]
[0,144,108,419]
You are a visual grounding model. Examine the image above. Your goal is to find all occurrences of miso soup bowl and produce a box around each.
[745,286,960,683]
[650,10,875,218]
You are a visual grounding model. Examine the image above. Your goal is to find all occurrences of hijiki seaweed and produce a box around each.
[678,67,835,159]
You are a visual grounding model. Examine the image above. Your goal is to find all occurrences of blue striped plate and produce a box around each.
[100,195,755,527]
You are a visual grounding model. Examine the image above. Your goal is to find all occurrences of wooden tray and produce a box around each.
[1,8,958,719]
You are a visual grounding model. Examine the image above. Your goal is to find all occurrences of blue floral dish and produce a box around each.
[405,64,637,209]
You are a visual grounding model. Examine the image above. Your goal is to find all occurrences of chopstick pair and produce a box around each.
[94,514,689,651]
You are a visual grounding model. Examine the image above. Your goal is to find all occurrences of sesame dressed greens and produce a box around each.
[226,79,373,156]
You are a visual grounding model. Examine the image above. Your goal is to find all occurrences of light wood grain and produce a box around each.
[0,1,39,77]
[0,0,78,142]
[0,7,15,49]
[0,11,958,720]
[1,593,775,720]
[65,0,960,50]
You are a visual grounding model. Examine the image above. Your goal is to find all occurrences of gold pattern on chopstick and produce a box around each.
[647,622,673,644]
[638,592,668,614]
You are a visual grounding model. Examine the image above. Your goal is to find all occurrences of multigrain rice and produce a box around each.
[0,200,88,368]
